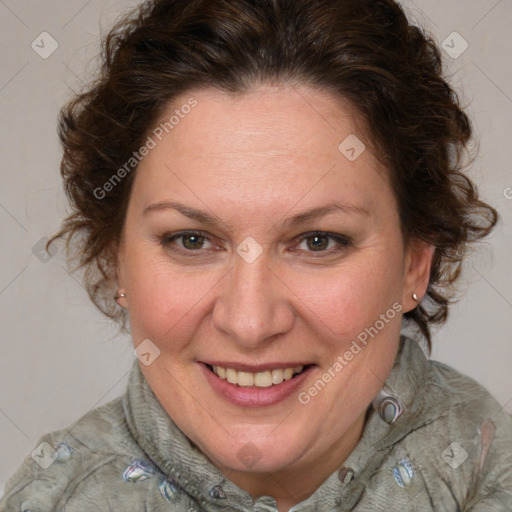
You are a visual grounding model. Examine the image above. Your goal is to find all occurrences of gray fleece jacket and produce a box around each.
[1,336,512,511]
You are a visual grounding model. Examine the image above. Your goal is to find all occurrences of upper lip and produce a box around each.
[200,361,314,372]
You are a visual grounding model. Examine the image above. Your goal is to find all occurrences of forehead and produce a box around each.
[152,84,367,160]
[132,84,394,223]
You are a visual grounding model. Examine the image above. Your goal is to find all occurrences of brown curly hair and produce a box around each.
[49,0,498,351]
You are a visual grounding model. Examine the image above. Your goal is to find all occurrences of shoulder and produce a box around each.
[0,397,187,511]
[401,357,512,508]
[426,357,512,440]
[425,357,509,420]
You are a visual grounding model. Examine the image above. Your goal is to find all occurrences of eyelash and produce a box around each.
[159,230,353,258]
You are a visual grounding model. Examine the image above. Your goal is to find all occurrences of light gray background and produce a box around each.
[1,0,511,497]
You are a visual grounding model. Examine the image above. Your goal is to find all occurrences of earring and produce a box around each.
[412,293,420,302]
[114,291,126,304]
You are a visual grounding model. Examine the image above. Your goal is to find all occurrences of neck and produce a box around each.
[219,410,368,512]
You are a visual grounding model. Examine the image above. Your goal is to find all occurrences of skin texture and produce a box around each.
[116,83,434,511]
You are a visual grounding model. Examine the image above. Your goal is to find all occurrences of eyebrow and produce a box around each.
[142,200,369,229]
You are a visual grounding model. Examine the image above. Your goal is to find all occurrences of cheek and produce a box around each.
[122,229,406,351]
[288,253,404,340]
[124,254,220,351]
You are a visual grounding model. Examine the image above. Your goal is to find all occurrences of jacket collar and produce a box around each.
[122,335,437,511]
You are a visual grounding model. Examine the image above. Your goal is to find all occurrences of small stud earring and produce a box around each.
[114,291,126,303]
[412,293,420,302]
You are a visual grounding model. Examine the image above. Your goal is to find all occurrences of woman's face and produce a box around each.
[117,84,432,477]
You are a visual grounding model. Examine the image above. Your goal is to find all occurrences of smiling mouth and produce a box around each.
[204,363,313,387]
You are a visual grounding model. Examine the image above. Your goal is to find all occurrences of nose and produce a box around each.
[212,254,295,349]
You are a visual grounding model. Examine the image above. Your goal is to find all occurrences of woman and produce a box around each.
[2,0,511,510]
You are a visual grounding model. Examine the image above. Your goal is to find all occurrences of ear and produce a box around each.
[116,265,125,289]
[401,240,435,313]
[113,243,128,308]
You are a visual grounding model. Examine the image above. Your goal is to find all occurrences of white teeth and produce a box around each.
[237,371,254,387]
[254,371,272,387]
[211,364,305,387]
[283,368,294,381]
[226,368,238,384]
[271,369,284,384]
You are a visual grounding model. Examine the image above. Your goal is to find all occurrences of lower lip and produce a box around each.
[200,363,315,407]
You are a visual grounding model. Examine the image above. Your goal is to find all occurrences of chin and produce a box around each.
[198,427,308,474]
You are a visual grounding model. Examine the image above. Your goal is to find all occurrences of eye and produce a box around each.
[293,231,352,256]
[160,230,216,254]
[159,230,352,258]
